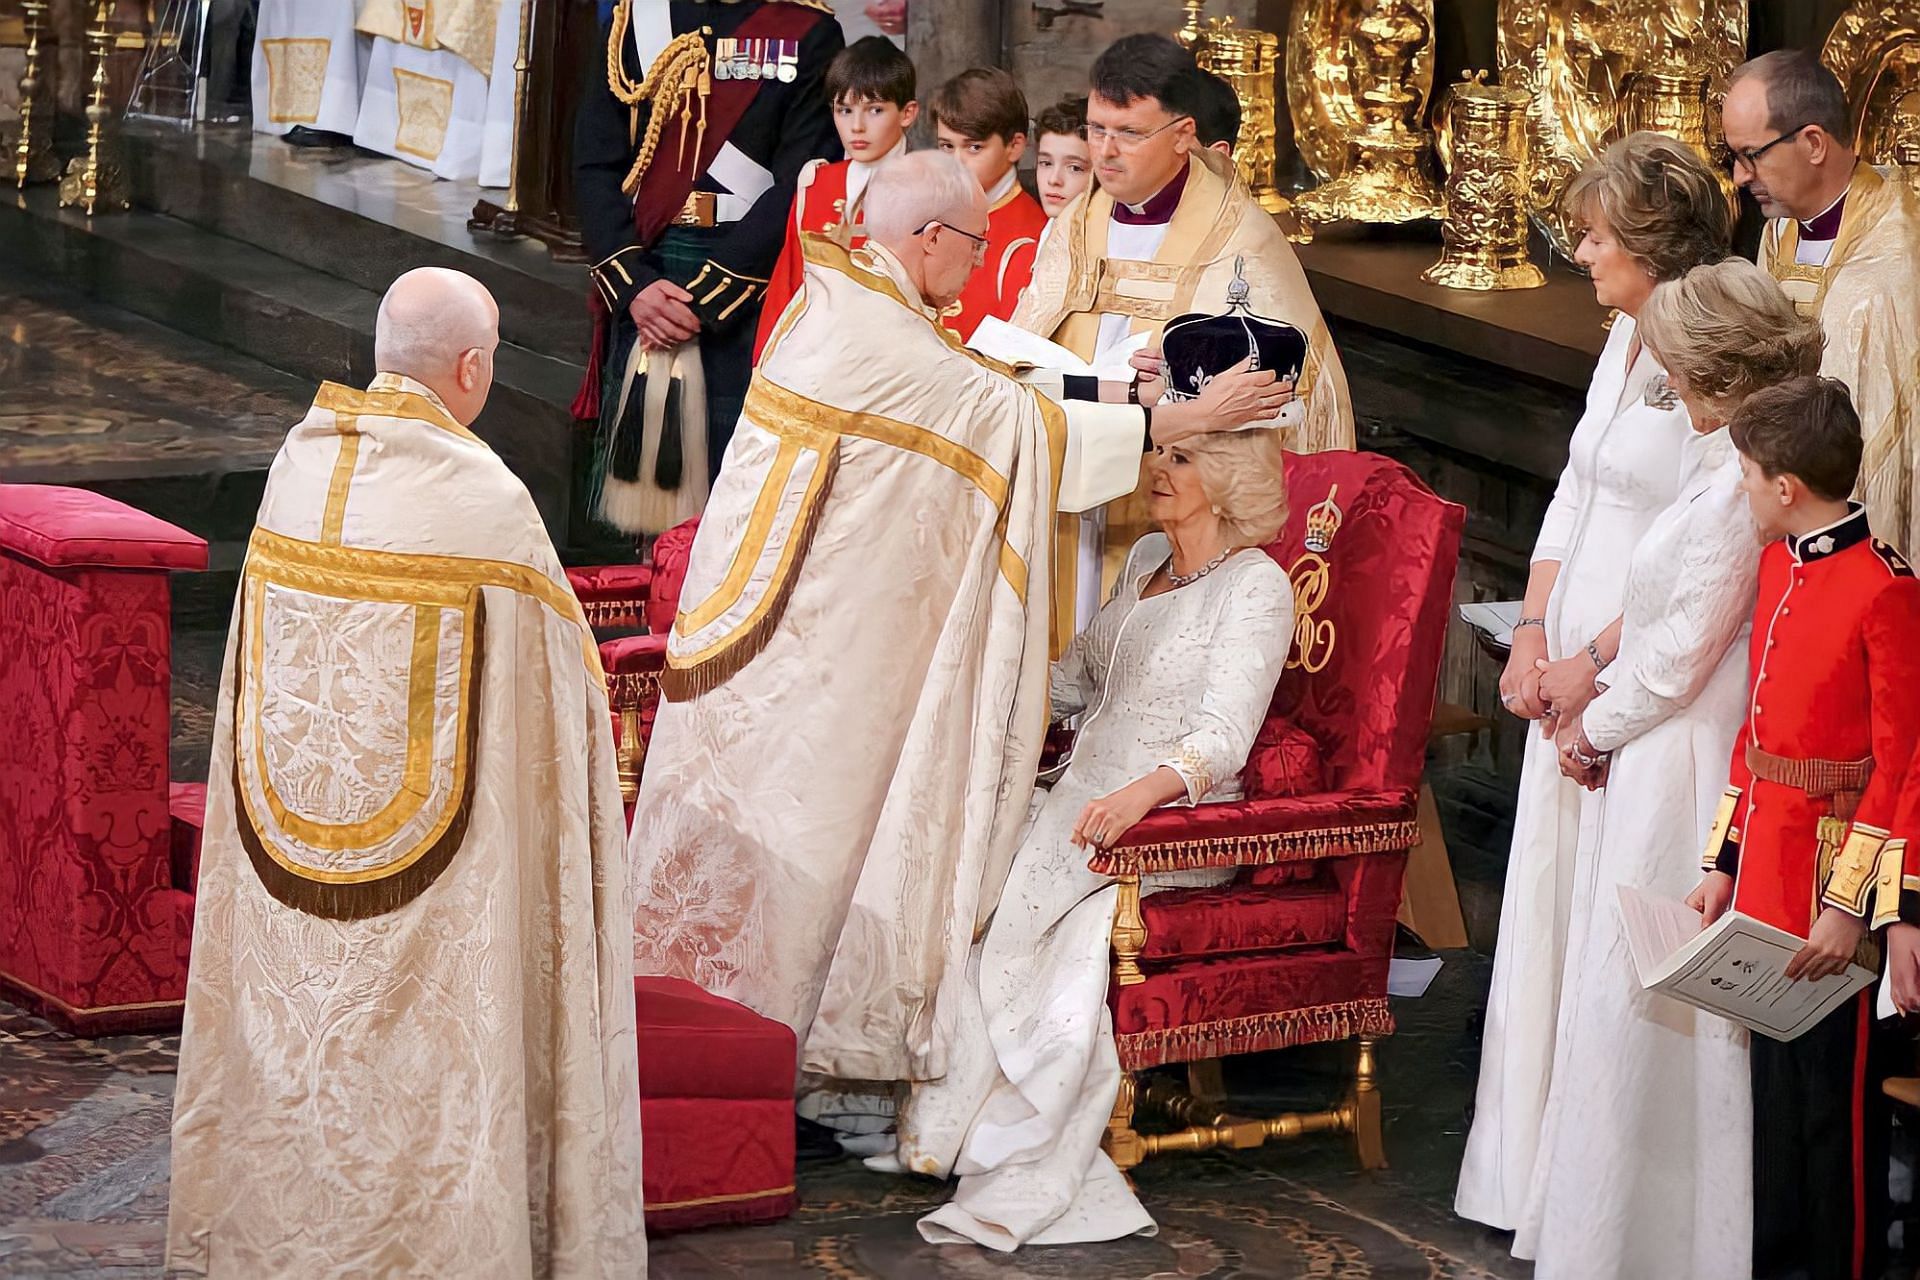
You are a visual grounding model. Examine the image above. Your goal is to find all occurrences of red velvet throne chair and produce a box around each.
[0,485,209,1034]
[1092,450,1463,1172]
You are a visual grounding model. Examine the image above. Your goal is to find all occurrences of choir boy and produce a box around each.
[755,35,918,359]
[1034,97,1092,223]
[1688,375,1920,1280]
[929,67,1048,340]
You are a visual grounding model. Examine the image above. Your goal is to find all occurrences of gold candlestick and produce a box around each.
[59,0,130,214]
[1422,73,1545,291]
[12,1,60,187]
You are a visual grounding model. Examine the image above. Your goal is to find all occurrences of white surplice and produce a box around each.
[1456,315,1694,1229]
[250,0,366,138]
[878,534,1294,1250]
[1513,429,1758,1278]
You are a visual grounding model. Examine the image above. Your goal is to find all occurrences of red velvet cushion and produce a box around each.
[0,484,208,572]
[1240,717,1325,800]
[1139,877,1345,961]
[566,563,654,629]
[645,517,700,635]
[635,976,795,1101]
[642,1096,796,1233]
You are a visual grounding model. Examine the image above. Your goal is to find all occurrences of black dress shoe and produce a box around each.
[795,1115,844,1165]
[281,126,353,149]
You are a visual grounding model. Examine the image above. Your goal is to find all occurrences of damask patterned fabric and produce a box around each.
[1137,878,1346,960]
[885,534,1296,1249]
[645,517,699,636]
[166,377,646,1278]
[0,487,205,1035]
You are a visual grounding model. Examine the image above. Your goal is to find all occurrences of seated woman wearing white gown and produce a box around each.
[867,425,1295,1251]
[1513,260,1823,1280]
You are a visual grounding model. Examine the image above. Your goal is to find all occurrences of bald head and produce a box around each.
[862,151,989,311]
[374,267,500,425]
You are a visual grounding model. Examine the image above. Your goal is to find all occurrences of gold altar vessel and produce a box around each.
[1290,0,1444,226]
[1822,2,1920,197]
[1180,11,1291,217]
[1423,73,1545,292]
[1496,0,1746,261]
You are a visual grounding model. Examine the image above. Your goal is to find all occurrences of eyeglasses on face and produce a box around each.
[1729,124,1810,172]
[913,219,990,259]
[1084,114,1191,151]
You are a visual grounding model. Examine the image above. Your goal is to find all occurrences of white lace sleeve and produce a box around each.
[1161,558,1296,803]
[1583,474,1760,753]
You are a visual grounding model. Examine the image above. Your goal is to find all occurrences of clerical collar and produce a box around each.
[1113,164,1188,226]
[1788,502,1869,562]
[1799,184,1849,241]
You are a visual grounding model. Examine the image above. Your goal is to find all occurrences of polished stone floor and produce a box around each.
[0,951,1526,1280]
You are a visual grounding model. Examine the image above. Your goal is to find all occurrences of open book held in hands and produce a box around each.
[1618,884,1876,1042]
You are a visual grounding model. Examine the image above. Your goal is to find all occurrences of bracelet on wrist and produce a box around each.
[1586,640,1606,670]
[1514,617,1546,632]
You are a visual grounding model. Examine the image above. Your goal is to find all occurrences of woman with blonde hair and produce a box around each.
[1514,260,1823,1277]
[1458,131,1736,1231]
[865,427,1294,1250]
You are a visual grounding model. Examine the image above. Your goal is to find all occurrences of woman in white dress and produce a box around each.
[1456,133,1736,1229]
[1514,262,1824,1278]
[865,426,1295,1251]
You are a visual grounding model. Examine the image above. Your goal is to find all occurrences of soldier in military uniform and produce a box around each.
[1687,377,1920,1280]
[574,0,843,534]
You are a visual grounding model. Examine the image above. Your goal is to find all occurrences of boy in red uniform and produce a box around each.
[753,36,916,360]
[1688,376,1920,1280]
[929,67,1048,341]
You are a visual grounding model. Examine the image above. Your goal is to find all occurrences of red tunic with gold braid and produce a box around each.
[1706,504,1920,935]
[754,157,866,360]
[943,182,1047,343]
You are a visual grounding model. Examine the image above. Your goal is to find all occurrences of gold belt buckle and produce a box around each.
[672,191,716,228]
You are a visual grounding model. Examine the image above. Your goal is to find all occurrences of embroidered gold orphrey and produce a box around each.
[233,535,487,921]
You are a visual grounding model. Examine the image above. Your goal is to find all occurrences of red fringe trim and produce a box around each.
[1117,997,1393,1072]
[582,599,647,629]
[1089,818,1420,877]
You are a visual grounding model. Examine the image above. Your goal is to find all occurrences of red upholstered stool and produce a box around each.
[636,975,798,1232]
[0,485,206,1033]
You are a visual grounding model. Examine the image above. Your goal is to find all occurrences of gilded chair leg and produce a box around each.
[616,704,642,803]
[1111,874,1146,986]
[1352,1034,1387,1170]
[1103,1073,1145,1172]
[1187,1057,1225,1102]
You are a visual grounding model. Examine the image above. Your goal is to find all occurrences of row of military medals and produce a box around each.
[712,36,800,83]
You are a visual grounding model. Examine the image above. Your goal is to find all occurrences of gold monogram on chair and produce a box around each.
[1286,485,1343,673]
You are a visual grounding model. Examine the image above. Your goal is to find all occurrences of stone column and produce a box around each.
[907,0,1002,143]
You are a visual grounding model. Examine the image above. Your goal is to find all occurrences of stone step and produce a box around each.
[1,185,584,543]
[118,124,591,367]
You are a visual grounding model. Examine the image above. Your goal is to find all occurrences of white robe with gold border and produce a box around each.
[165,375,646,1278]
[354,0,524,186]
[1762,164,1920,553]
[250,0,366,139]
[627,238,1146,1085]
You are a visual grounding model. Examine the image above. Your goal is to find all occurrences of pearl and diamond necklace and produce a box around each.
[1166,546,1236,587]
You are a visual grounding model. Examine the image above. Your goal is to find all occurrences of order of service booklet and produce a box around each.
[1618,884,1877,1042]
